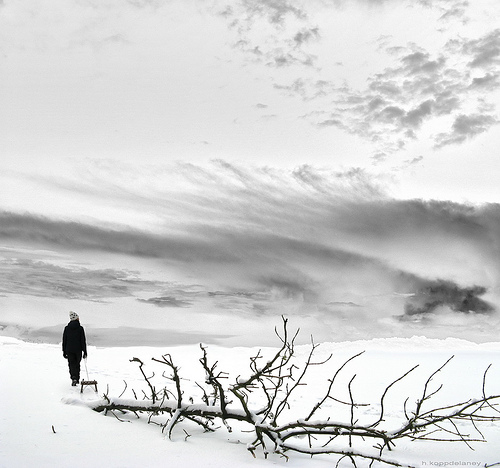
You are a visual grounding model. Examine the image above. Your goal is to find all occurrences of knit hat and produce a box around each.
[69,311,79,321]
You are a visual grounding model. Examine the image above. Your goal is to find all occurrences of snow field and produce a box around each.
[1,335,499,468]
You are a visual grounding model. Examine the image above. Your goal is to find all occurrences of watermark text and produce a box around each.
[421,462,482,467]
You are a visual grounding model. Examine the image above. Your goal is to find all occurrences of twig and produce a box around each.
[88,318,499,467]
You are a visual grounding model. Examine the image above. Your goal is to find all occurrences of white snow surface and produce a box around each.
[1,334,499,468]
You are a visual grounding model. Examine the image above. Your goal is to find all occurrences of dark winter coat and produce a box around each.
[62,320,87,355]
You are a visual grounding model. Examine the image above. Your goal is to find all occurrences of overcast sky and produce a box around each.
[1,0,500,342]
[2,0,500,201]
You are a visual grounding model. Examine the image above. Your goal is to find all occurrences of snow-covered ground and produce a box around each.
[1,333,499,468]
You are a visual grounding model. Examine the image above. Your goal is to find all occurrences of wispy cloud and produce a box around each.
[0,211,239,263]
[214,0,319,68]
[1,161,499,319]
[137,296,193,308]
[416,0,470,22]
[0,256,161,301]
[461,28,500,68]
[219,0,307,26]
[217,0,499,157]
[285,29,500,156]
[434,113,498,148]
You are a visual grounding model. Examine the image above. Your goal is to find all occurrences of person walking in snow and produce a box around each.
[62,311,87,386]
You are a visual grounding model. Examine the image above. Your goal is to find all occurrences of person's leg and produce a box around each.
[74,351,82,382]
[67,353,81,383]
[67,353,76,381]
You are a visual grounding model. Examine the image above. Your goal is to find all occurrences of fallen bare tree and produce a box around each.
[90,317,500,467]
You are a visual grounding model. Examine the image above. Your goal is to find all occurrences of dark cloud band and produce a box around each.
[1,162,499,317]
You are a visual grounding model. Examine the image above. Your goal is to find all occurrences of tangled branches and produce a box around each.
[91,317,500,467]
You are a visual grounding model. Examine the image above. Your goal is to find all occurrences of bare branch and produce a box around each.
[415,356,454,417]
[130,357,157,404]
[371,365,419,428]
[306,350,365,421]
[87,319,499,467]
